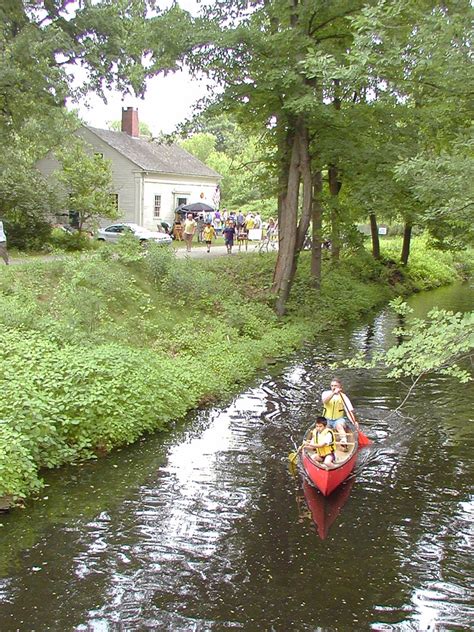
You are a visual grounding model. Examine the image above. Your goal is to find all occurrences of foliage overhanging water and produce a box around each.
[0,283,472,631]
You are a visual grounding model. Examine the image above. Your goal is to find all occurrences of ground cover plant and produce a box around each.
[0,237,471,501]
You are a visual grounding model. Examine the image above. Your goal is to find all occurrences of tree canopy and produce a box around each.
[0,0,153,241]
[161,0,473,311]
[1,0,472,313]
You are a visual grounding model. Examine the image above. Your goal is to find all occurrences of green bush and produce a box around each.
[49,228,98,252]
[0,328,201,496]
[0,425,43,498]
[380,236,466,290]
[0,239,470,502]
[145,242,177,282]
[220,300,276,338]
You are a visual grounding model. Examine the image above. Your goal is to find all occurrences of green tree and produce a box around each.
[181,0,336,311]
[56,142,118,231]
[186,112,248,157]
[394,141,474,251]
[348,0,473,259]
[341,299,473,409]
[179,133,217,163]
[179,126,275,211]
[167,0,472,312]
[0,1,154,248]
[0,167,60,250]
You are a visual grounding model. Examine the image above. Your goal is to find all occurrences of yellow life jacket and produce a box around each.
[311,427,336,457]
[323,393,345,420]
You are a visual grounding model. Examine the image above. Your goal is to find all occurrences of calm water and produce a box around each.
[0,284,472,631]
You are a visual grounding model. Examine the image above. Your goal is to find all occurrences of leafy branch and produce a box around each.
[339,298,473,393]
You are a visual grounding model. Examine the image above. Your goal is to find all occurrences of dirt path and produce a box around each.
[5,242,276,265]
[174,243,273,258]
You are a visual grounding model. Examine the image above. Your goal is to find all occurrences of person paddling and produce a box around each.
[321,378,355,451]
[304,416,336,465]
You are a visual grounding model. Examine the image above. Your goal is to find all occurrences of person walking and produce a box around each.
[183,213,197,252]
[0,219,9,265]
[222,220,236,254]
[196,214,205,243]
[213,210,222,235]
[263,217,277,251]
[202,221,217,253]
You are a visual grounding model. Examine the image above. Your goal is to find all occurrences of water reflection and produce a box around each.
[0,283,472,631]
[301,478,356,540]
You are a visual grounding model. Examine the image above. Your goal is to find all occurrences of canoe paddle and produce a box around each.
[288,442,304,464]
[340,393,372,447]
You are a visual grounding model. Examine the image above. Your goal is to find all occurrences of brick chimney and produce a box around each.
[121,107,139,137]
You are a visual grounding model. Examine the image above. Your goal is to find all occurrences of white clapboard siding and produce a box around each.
[79,128,139,224]
[37,125,221,230]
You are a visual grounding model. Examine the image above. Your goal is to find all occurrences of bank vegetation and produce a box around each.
[0,236,472,504]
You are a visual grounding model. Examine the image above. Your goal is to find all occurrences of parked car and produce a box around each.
[96,222,172,245]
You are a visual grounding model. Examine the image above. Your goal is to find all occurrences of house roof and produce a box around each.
[86,126,221,179]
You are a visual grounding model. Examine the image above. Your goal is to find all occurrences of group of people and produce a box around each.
[178,210,278,255]
[202,209,263,235]
[304,378,356,466]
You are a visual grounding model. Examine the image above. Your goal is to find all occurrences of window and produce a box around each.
[176,196,188,208]
[110,194,119,210]
[153,195,162,218]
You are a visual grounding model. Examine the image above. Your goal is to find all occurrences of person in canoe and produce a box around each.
[321,378,355,451]
[304,417,336,465]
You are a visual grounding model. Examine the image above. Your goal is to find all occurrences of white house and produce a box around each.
[37,107,221,229]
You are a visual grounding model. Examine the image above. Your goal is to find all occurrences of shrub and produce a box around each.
[0,425,43,498]
[0,238,469,501]
[381,236,463,290]
[145,242,177,282]
[0,328,203,496]
[49,228,97,252]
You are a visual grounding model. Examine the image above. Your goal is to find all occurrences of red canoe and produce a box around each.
[300,426,358,496]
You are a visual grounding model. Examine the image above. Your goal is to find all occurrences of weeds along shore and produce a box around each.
[0,236,472,503]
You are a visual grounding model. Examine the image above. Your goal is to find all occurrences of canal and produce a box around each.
[0,283,472,631]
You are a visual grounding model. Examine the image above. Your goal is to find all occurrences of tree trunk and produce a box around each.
[311,170,323,289]
[401,221,412,265]
[369,212,380,260]
[328,165,341,261]
[295,124,312,252]
[275,127,292,251]
[273,125,301,316]
[329,79,342,263]
[273,120,313,316]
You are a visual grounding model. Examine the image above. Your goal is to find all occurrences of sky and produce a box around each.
[73,0,212,136]
[74,70,211,137]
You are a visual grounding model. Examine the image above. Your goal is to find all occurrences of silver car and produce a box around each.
[97,222,172,245]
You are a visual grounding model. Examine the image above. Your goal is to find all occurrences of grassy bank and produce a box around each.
[0,236,472,502]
